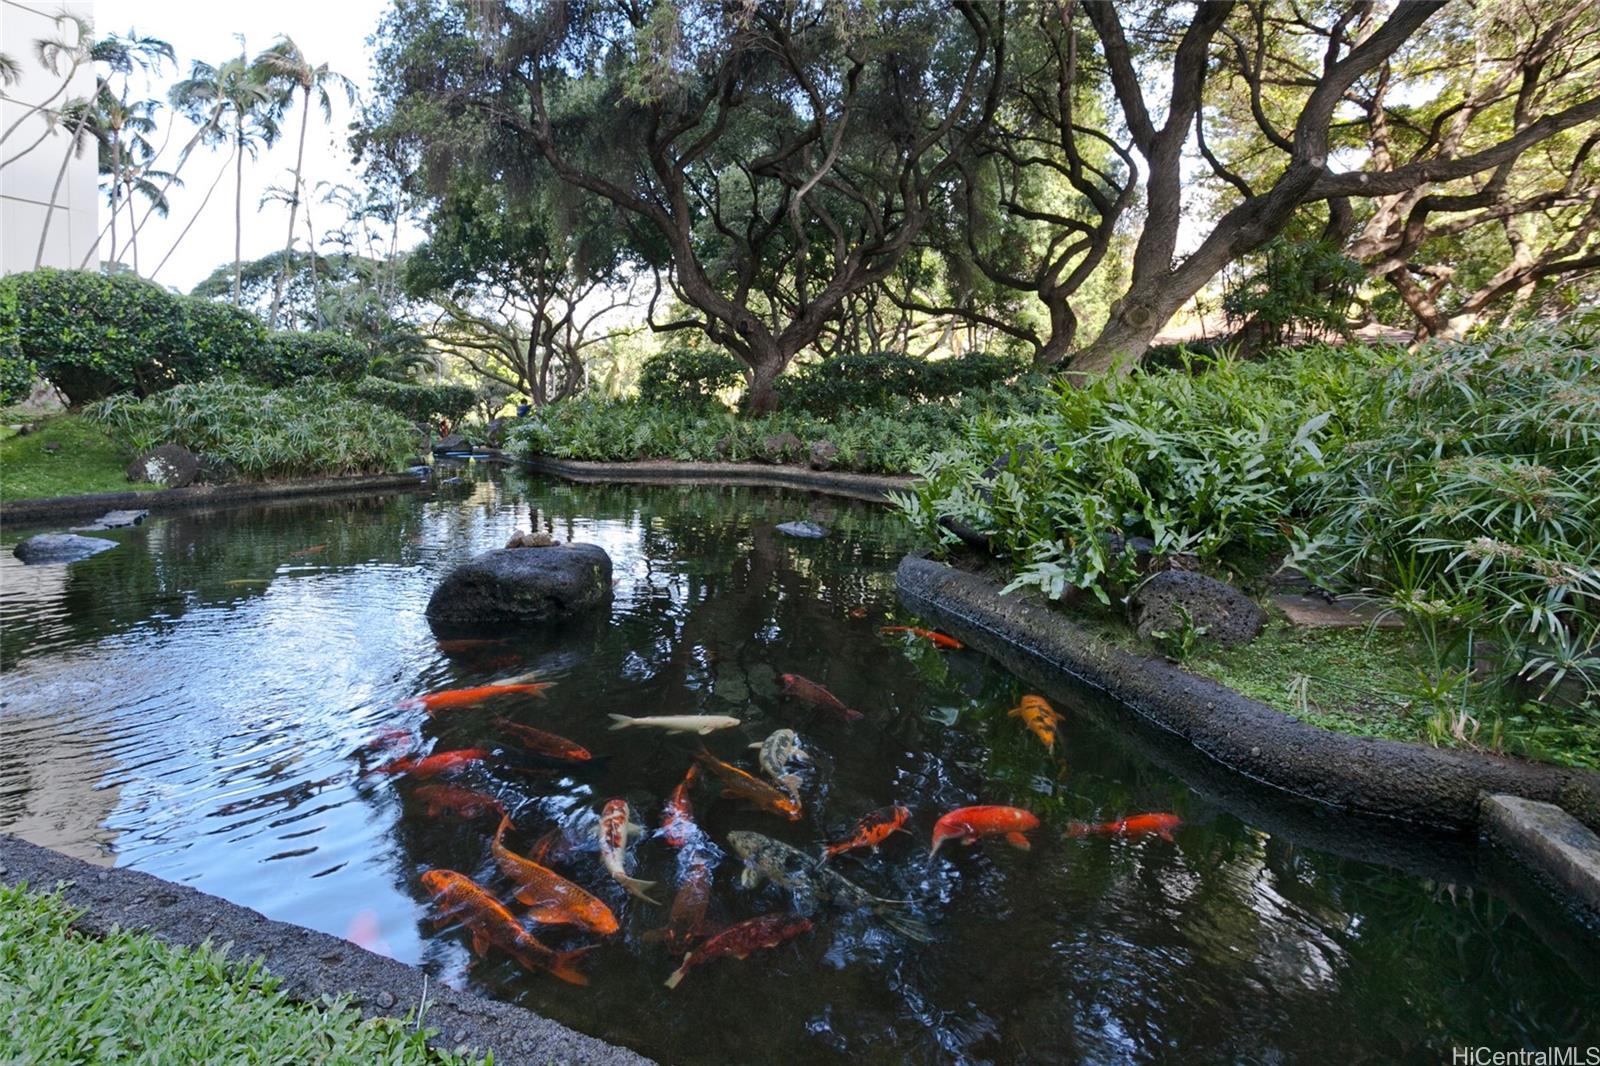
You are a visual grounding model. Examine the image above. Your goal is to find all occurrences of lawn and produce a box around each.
[0,883,483,1064]
[0,412,158,503]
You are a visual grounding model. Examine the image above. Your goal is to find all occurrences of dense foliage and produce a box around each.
[353,375,477,425]
[90,381,415,480]
[0,884,481,1065]
[899,316,1600,716]
[777,351,1027,416]
[510,384,1046,476]
[254,330,369,387]
[635,348,746,410]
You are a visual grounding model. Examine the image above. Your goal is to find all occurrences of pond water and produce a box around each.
[2,464,1597,1064]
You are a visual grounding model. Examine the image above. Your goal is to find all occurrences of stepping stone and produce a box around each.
[12,533,118,564]
[71,509,149,532]
[1270,593,1402,629]
[776,521,829,539]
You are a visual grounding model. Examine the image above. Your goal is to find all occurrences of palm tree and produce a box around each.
[33,97,102,268]
[168,47,280,305]
[252,36,355,329]
[1,13,92,178]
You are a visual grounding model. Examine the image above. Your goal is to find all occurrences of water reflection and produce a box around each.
[1,465,1596,1063]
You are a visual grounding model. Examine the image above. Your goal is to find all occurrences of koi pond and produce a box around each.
[2,465,1597,1063]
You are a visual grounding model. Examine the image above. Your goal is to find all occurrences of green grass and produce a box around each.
[0,883,486,1064]
[1,413,158,502]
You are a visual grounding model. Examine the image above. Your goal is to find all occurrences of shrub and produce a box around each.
[254,331,369,386]
[89,380,415,480]
[776,350,1027,415]
[353,376,477,425]
[1300,312,1600,710]
[636,347,746,409]
[4,268,194,404]
[180,297,268,380]
[0,278,33,405]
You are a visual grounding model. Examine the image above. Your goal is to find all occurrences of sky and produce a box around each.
[94,0,406,293]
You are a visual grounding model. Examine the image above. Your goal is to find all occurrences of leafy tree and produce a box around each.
[367,0,1006,412]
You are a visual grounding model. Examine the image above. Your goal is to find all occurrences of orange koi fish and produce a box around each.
[821,804,911,862]
[930,805,1040,857]
[413,783,505,821]
[344,908,393,958]
[599,799,661,904]
[694,751,802,822]
[661,764,703,848]
[419,869,592,985]
[664,912,813,989]
[493,717,592,763]
[1008,695,1062,754]
[401,682,553,715]
[290,543,327,557]
[373,748,489,778]
[780,673,863,722]
[491,815,619,935]
[361,727,415,754]
[1065,812,1182,842]
[880,626,963,650]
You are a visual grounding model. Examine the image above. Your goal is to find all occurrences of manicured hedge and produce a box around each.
[777,350,1027,414]
[636,347,746,408]
[353,376,477,424]
[254,331,369,387]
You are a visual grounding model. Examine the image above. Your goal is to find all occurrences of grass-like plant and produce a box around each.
[89,380,417,481]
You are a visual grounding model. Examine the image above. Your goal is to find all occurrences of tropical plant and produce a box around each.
[251,36,355,328]
[90,380,416,480]
[352,377,476,425]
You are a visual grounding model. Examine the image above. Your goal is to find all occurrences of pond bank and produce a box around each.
[895,553,1600,910]
[0,834,653,1066]
[1,470,431,524]
[518,456,913,504]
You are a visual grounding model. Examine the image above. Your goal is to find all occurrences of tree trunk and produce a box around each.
[233,129,245,307]
[269,92,311,329]
[1033,295,1079,368]
[741,345,787,415]
[34,115,88,268]
[1069,287,1185,379]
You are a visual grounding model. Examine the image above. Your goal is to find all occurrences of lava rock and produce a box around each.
[126,444,199,488]
[776,520,829,539]
[432,434,470,454]
[483,419,509,446]
[759,432,803,463]
[807,440,839,470]
[71,509,148,532]
[426,542,612,623]
[1131,570,1267,647]
[12,533,118,564]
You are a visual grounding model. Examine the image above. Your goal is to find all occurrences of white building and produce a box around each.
[1,0,99,275]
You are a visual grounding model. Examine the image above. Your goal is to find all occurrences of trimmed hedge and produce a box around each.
[776,350,1028,415]
[636,347,746,408]
[353,376,477,424]
[255,331,368,387]
[1,269,379,403]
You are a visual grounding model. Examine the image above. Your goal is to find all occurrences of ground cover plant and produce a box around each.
[90,380,417,481]
[0,413,160,502]
[897,314,1600,762]
[0,883,483,1064]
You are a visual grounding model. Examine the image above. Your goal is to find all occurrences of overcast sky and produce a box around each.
[96,0,404,293]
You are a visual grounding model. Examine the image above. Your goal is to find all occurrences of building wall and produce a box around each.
[1,0,99,275]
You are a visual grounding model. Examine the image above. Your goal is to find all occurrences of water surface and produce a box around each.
[2,465,1596,1063]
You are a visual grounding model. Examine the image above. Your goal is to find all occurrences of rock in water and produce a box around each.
[760,432,803,463]
[71,509,149,532]
[776,521,829,539]
[126,444,199,488]
[807,440,839,470]
[1130,570,1267,648]
[426,543,612,623]
[13,533,118,564]
[432,434,470,454]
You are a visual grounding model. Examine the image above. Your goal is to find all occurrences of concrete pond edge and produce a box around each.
[1,471,433,525]
[0,834,653,1066]
[895,554,1600,916]
[517,455,914,504]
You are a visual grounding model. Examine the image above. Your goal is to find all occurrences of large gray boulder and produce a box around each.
[13,533,118,564]
[1131,570,1267,648]
[426,542,612,623]
[126,444,198,488]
